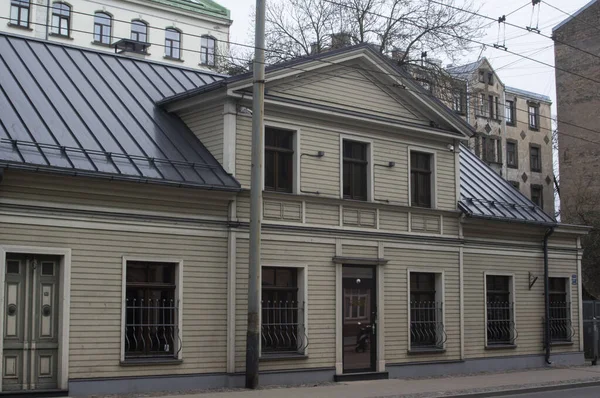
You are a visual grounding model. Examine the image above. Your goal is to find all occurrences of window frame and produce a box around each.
[164,27,182,60]
[528,102,540,130]
[93,11,112,45]
[263,122,300,194]
[131,19,148,43]
[506,139,518,169]
[408,146,437,209]
[50,2,71,38]
[505,99,516,126]
[120,256,183,363]
[531,184,543,208]
[200,35,217,66]
[530,144,542,172]
[264,126,296,194]
[259,264,308,358]
[484,272,517,348]
[487,72,494,86]
[488,95,494,119]
[548,275,573,344]
[340,134,373,202]
[10,0,30,28]
[452,88,464,114]
[407,269,446,352]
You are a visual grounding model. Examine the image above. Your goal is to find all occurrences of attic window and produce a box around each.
[478,70,485,83]
[487,72,494,85]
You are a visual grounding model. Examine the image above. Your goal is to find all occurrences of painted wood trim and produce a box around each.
[578,243,584,351]
[483,271,517,347]
[407,145,438,209]
[332,256,388,266]
[406,268,446,350]
[226,202,237,373]
[339,133,374,202]
[223,99,237,174]
[263,119,303,195]
[377,242,385,372]
[459,247,464,360]
[335,240,343,375]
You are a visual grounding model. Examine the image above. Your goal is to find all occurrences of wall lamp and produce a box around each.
[302,151,325,158]
[375,161,395,168]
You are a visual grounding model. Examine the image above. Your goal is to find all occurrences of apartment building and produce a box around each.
[447,58,555,216]
[2,0,231,70]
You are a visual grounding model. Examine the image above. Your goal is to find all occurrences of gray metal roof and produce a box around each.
[0,33,239,191]
[505,86,552,104]
[459,144,555,225]
[445,59,482,79]
[553,0,597,31]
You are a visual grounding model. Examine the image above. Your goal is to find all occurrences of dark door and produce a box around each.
[342,265,377,373]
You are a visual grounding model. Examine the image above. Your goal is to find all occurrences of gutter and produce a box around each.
[543,227,555,364]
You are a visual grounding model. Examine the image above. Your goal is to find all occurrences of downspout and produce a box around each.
[544,226,555,364]
[45,0,51,40]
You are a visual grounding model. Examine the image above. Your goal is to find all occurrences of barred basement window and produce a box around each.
[549,278,572,342]
[125,261,179,360]
[410,272,445,350]
[486,275,516,346]
[261,267,306,355]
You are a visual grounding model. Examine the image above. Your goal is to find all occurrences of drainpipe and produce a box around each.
[544,227,555,364]
[45,0,51,40]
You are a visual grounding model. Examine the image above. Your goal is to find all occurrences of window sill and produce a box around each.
[408,347,446,355]
[164,56,184,62]
[199,63,217,68]
[485,344,517,350]
[529,127,540,132]
[507,165,518,169]
[531,169,542,173]
[49,33,73,40]
[120,358,183,366]
[7,23,32,31]
[551,341,574,346]
[91,41,112,48]
[260,353,308,362]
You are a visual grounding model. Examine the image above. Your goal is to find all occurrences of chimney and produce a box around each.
[391,48,407,62]
[331,32,352,49]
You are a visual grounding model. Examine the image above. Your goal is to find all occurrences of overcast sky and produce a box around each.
[217,0,593,116]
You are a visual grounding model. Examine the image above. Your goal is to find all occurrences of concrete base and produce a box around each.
[387,351,586,379]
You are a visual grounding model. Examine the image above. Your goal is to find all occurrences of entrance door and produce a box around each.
[3,255,60,392]
[342,266,376,373]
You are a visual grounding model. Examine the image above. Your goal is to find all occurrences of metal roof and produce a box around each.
[459,144,555,225]
[445,59,483,79]
[505,86,552,104]
[553,0,597,32]
[0,33,240,191]
[148,0,230,19]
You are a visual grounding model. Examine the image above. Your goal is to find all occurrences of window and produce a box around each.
[10,0,30,28]
[410,272,444,350]
[200,36,216,66]
[482,136,500,164]
[549,278,571,342]
[487,72,494,85]
[93,12,112,45]
[165,28,181,59]
[506,140,518,168]
[495,97,499,120]
[488,95,494,119]
[51,2,71,37]
[528,104,539,130]
[486,275,515,346]
[509,181,520,189]
[261,267,306,355]
[124,261,180,360]
[345,289,369,320]
[478,70,485,83]
[478,93,486,116]
[474,135,481,157]
[452,89,464,113]
[131,20,148,42]
[506,100,515,125]
[531,184,543,208]
[343,140,369,201]
[265,127,294,193]
[410,151,432,208]
[530,145,541,172]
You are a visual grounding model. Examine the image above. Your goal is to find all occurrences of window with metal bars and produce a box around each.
[343,140,368,201]
[411,151,432,208]
[549,278,572,342]
[165,28,181,59]
[131,20,148,43]
[200,36,216,66]
[410,273,445,349]
[93,12,112,45]
[125,261,179,360]
[261,267,306,355]
[51,2,71,37]
[265,127,294,193]
[486,275,516,345]
[10,0,30,28]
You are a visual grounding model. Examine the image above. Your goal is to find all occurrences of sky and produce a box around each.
[217,0,594,117]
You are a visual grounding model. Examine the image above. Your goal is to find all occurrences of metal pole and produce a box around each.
[245,0,266,389]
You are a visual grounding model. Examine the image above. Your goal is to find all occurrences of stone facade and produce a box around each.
[554,0,600,221]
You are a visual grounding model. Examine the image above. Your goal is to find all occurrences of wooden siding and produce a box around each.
[463,251,580,358]
[384,247,461,363]
[0,222,230,379]
[305,202,340,226]
[379,209,409,232]
[342,245,378,259]
[234,238,337,372]
[342,207,377,228]
[179,103,224,165]
[0,171,230,220]
[443,216,460,236]
[411,213,441,234]
[263,199,303,222]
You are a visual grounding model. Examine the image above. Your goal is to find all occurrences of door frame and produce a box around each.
[0,246,71,392]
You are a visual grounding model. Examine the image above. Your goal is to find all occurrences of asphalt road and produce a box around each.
[497,385,600,397]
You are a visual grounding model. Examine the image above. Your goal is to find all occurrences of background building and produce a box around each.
[2,0,231,70]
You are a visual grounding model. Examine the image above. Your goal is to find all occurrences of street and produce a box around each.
[499,385,600,398]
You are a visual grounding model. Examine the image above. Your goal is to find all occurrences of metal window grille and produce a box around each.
[125,298,179,359]
[261,300,307,355]
[410,301,446,349]
[486,302,517,345]
[549,301,573,342]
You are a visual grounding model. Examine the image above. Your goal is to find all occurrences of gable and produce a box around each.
[265,63,432,126]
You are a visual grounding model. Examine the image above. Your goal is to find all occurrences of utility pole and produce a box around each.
[245,0,265,389]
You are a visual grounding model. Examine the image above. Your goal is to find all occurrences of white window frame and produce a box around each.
[406,269,446,351]
[339,134,374,202]
[120,256,184,362]
[483,272,516,347]
[407,146,437,209]
[262,121,301,195]
[259,263,308,357]
[548,274,574,344]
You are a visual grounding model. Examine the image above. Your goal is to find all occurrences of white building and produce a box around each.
[3,0,231,70]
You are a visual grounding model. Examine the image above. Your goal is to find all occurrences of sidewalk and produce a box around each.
[107,365,600,398]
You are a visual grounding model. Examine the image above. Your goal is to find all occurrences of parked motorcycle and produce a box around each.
[355,322,372,352]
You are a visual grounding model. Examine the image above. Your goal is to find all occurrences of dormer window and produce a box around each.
[487,72,494,85]
[478,70,485,83]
